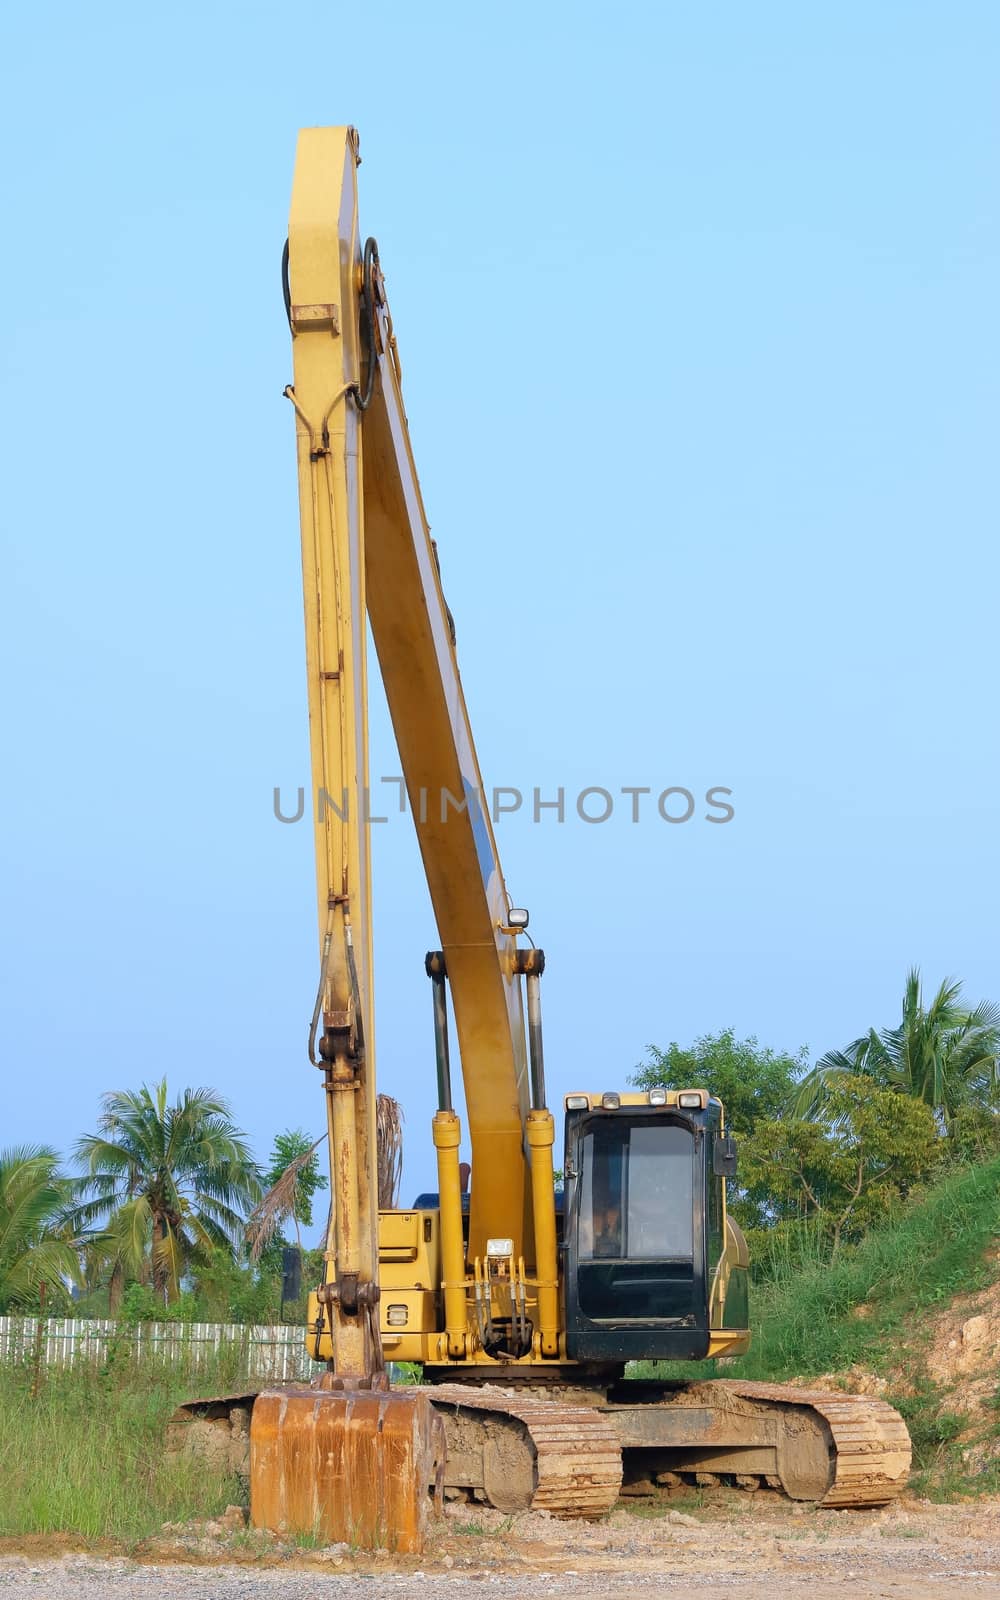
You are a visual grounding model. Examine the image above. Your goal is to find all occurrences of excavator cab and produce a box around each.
[562,1090,747,1364]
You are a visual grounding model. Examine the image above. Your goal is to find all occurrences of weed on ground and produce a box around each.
[0,1354,246,1540]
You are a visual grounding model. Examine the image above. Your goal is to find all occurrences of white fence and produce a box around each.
[0,1315,316,1383]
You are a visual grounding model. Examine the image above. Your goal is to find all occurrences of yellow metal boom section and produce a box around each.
[360,247,536,1267]
[287,128,379,1375]
[287,127,534,1304]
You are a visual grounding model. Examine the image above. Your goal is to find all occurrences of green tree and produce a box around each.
[71,1081,262,1307]
[944,1103,1000,1165]
[794,969,1000,1125]
[245,1130,327,1268]
[632,1029,809,1138]
[743,1075,940,1255]
[188,1244,280,1324]
[262,1130,327,1233]
[0,1146,79,1312]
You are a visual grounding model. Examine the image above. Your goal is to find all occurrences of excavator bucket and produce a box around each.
[250,1385,442,1553]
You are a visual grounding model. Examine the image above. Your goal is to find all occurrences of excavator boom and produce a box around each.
[360,233,536,1267]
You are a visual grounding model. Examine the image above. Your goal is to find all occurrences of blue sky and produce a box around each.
[2,4,997,1214]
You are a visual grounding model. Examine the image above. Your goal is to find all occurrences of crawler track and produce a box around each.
[429,1383,623,1517]
[719,1380,912,1507]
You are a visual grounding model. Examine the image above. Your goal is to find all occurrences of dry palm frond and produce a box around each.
[246,1137,326,1262]
[377,1095,404,1209]
[248,1098,403,1262]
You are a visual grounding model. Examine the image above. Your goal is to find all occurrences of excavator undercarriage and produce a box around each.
[170,1373,910,1547]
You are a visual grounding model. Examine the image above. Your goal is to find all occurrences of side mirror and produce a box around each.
[713,1135,738,1179]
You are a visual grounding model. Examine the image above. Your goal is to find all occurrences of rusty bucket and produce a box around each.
[250,1383,442,1553]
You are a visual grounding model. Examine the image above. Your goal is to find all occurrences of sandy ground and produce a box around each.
[2,1493,1000,1598]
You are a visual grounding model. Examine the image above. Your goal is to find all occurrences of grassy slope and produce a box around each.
[732,1157,1000,1385]
[641,1156,1000,1494]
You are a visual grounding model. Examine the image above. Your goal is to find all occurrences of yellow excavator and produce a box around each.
[173,126,910,1551]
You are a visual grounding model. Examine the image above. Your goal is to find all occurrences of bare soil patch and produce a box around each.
[3,1492,1000,1597]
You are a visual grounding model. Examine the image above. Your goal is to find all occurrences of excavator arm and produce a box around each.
[285,125,555,1373]
[282,127,379,1378]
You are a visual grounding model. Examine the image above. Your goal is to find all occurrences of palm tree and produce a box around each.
[795,969,1000,1125]
[0,1146,79,1312]
[71,1081,262,1307]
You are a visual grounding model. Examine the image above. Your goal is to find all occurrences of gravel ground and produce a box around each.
[2,1559,999,1599]
[2,1496,999,1599]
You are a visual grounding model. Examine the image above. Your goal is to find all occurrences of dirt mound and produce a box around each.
[926,1271,1000,1389]
[785,1366,896,1398]
[922,1268,1000,1473]
[786,1248,1000,1485]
